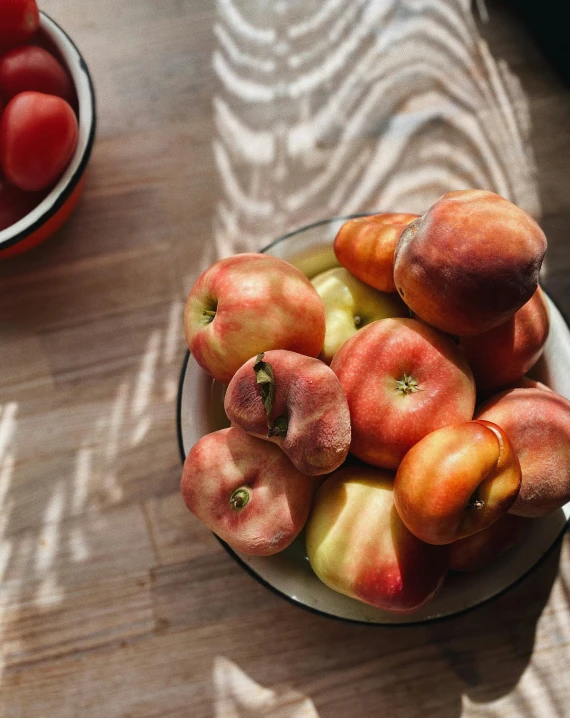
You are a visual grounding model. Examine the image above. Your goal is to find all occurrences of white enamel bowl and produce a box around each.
[177,216,570,625]
[0,12,96,258]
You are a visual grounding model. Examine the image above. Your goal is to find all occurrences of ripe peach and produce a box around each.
[334,213,418,293]
[449,514,532,571]
[180,427,313,556]
[224,350,351,476]
[393,190,547,336]
[330,318,476,469]
[510,376,552,391]
[394,420,521,545]
[185,253,326,384]
[460,287,549,390]
[306,467,449,614]
[476,388,570,517]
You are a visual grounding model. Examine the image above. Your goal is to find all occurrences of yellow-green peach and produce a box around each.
[311,267,408,364]
[306,467,449,614]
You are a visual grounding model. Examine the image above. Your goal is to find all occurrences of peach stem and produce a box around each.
[229,487,250,511]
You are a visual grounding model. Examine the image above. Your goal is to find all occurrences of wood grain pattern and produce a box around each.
[210,0,541,260]
[1,0,570,716]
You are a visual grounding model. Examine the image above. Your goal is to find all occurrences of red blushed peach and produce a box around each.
[460,287,549,391]
[449,514,532,571]
[180,427,313,556]
[330,318,476,469]
[224,350,351,476]
[333,213,418,293]
[394,420,521,545]
[476,388,570,517]
[510,376,552,391]
[185,253,326,384]
[477,376,552,404]
[393,190,547,336]
[306,467,449,614]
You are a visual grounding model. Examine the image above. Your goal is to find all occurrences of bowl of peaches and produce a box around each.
[177,190,570,624]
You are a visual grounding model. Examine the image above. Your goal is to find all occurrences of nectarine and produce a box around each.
[393,420,521,545]
[334,213,418,293]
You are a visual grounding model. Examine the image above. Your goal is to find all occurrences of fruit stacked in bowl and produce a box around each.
[180,190,570,617]
[0,0,95,256]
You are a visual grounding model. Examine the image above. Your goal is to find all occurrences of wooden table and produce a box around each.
[1,1,570,715]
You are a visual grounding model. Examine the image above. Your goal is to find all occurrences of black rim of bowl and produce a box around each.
[176,216,570,626]
[0,12,97,252]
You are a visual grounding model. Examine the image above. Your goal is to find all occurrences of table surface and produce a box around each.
[1,1,570,716]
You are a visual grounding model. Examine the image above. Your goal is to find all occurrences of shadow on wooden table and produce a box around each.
[206,535,564,718]
[170,538,569,718]
[426,537,564,708]
[311,540,555,715]
[206,0,541,278]
[222,545,563,718]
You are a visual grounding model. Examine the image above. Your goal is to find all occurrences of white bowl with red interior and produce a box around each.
[0,10,95,258]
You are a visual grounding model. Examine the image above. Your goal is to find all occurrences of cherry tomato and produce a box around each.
[0,0,39,50]
[0,180,45,230]
[0,46,75,103]
[0,91,78,192]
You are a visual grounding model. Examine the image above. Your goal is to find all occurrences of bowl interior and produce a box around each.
[0,12,95,248]
[178,217,570,624]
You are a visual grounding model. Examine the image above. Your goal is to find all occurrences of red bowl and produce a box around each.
[0,12,96,258]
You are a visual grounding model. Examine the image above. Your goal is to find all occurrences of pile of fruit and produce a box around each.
[0,0,78,231]
[181,189,570,615]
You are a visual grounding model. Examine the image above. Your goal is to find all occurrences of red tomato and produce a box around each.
[0,0,39,50]
[0,180,45,230]
[0,91,78,192]
[0,46,75,103]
